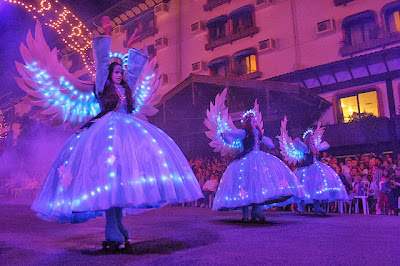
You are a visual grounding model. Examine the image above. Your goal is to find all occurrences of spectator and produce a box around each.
[342,158,352,183]
[351,176,365,196]
[321,151,330,162]
[377,172,391,215]
[349,167,357,184]
[200,173,219,208]
[357,163,365,175]
[389,168,400,215]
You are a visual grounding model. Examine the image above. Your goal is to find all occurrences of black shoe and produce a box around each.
[102,240,125,251]
[250,217,267,223]
[124,236,131,246]
[258,216,266,223]
[241,217,250,223]
[315,211,326,217]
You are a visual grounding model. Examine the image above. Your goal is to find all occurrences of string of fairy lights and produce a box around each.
[4,0,96,77]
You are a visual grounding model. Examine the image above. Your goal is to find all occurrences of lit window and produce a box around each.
[339,90,379,122]
[383,3,400,33]
[246,55,257,74]
[343,11,377,46]
[232,48,257,77]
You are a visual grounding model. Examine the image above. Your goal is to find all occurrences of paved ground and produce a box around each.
[0,198,399,266]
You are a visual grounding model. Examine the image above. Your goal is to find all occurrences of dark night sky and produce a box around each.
[0,0,122,102]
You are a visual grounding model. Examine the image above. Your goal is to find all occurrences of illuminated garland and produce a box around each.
[4,0,95,77]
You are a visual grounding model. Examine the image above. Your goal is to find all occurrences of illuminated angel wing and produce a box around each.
[204,88,243,157]
[14,20,99,127]
[313,121,325,148]
[130,55,163,121]
[253,99,264,135]
[276,116,305,165]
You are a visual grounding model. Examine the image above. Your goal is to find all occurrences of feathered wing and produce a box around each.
[313,121,323,146]
[204,88,243,157]
[14,20,99,127]
[130,56,163,121]
[276,116,305,165]
[253,99,264,135]
[313,121,329,151]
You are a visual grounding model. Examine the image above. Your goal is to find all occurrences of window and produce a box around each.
[123,13,157,46]
[339,90,379,122]
[229,6,254,34]
[343,11,377,46]
[383,2,400,33]
[208,57,229,77]
[232,49,257,77]
[206,16,228,42]
[147,45,156,60]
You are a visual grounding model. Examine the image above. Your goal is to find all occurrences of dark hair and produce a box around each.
[303,133,319,155]
[242,114,262,142]
[108,62,134,113]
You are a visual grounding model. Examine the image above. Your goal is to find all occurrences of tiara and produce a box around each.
[302,128,314,139]
[109,51,128,70]
[240,109,257,124]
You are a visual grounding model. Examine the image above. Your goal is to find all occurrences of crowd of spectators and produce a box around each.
[188,152,400,215]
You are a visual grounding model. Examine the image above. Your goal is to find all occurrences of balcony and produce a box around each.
[205,35,230,51]
[205,26,259,51]
[323,117,395,148]
[230,26,259,43]
[334,0,355,6]
[232,71,262,80]
[127,27,158,46]
[203,0,231,11]
[340,32,400,57]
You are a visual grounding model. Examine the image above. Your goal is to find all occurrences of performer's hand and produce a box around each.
[101,16,113,36]
[127,28,140,48]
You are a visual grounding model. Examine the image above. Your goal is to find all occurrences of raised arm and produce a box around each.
[93,36,111,95]
[125,48,149,91]
[93,16,113,95]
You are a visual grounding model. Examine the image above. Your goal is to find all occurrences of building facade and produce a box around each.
[100,0,399,155]
[4,0,400,156]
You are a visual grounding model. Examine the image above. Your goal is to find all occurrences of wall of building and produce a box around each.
[111,0,400,124]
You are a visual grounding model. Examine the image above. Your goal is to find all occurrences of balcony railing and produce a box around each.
[203,0,231,11]
[232,71,262,80]
[340,32,400,56]
[205,35,230,51]
[334,0,355,6]
[323,117,394,147]
[205,26,259,51]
